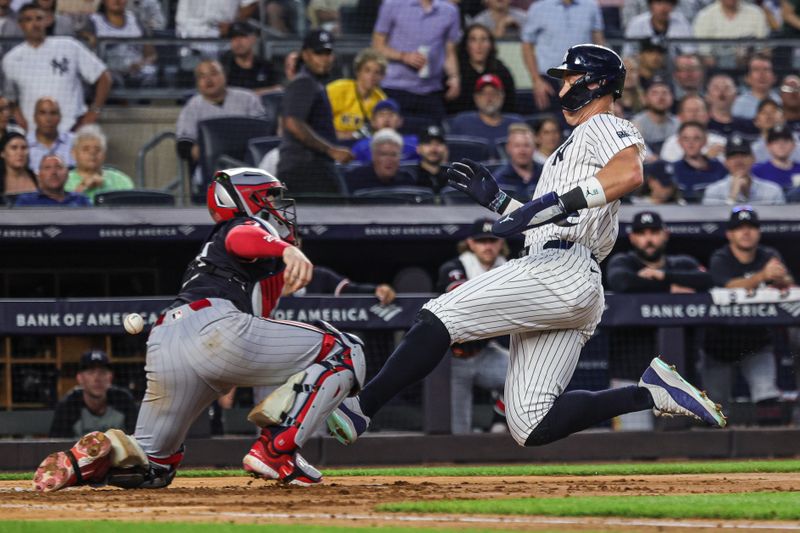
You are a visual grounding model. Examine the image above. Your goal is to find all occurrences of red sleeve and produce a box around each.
[225,221,290,260]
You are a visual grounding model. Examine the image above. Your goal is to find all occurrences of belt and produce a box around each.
[522,239,598,264]
[154,298,212,327]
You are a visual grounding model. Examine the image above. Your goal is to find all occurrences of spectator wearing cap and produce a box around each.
[521,0,604,111]
[631,76,678,153]
[752,126,800,189]
[635,37,666,90]
[220,22,278,94]
[176,59,265,196]
[751,99,788,162]
[326,48,387,141]
[278,30,354,194]
[447,23,517,116]
[413,125,450,192]
[705,74,759,140]
[345,128,416,193]
[371,0,461,122]
[779,75,800,134]
[634,161,685,204]
[693,0,769,68]
[436,218,509,434]
[702,136,786,205]
[473,0,527,38]
[731,55,779,121]
[672,121,728,201]
[622,0,692,59]
[495,122,542,201]
[703,206,791,420]
[14,154,90,207]
[49,350,138,439]
[350,98,418,163]
[607,211,712,293]
[660,95,726,163]
[448,74,524,146]
[26,97,76,174]
[672,53,705,102]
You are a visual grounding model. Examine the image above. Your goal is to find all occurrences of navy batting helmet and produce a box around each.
[547,44,626,112]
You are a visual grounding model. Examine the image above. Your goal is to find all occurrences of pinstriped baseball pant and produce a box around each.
[424,246,604,445]
[134,298,325,458]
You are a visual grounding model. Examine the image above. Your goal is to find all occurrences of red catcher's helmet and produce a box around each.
[207,167,298,244]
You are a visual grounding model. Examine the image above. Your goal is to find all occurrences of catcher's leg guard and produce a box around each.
[247,322,366,451]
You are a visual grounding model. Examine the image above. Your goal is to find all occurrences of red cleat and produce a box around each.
[33,431,113,493]
[243,432,322,486]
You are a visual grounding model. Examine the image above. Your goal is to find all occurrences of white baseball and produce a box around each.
[124,313,144,335]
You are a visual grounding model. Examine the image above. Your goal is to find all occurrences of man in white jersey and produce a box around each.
[328,44,726,448]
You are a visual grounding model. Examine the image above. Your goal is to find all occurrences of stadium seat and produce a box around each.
[94,189,175,206]
[350,186,437,205]
[197,117,276,181]
[399,115,437,136]
[246,136,282,166]
[445,135,494,162]
[439,186,474,205]
[260,91,284,126]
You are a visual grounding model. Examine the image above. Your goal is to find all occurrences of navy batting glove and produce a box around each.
[492,192,574,237]
[446,159,510,213]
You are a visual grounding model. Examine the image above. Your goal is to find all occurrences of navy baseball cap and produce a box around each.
[79,350,111,371]
[373,98,400,115]
[640,36,667,54]
[229,21,257,38]
[725,135,752,157]
[644,161,676,187]
[302,29,334,53]
[470,218,499,239]
[767,125,793,143]
[631,211,665,232]
[419,124,445,144]
[728,205,760,229]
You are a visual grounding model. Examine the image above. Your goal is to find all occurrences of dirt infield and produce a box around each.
[2,472,800,531]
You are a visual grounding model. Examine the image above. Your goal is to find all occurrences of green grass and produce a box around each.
[3,459,800,481]
[379,492,800,521]
[0,523,530,533]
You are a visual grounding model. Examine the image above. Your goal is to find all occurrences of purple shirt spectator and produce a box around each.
[374,0,461,95]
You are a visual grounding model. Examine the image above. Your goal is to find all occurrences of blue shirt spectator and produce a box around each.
[701,136,786,205]
[448,74,523,146]
[672,121,728,201]
[346,128,417,193]
[372,0,461,120]
[521,0,604,110]
[751,126,800,190]
[494,122,541,201]
[14,154,90,207]
[350,99,419,163]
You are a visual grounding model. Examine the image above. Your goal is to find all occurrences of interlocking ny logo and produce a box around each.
[51,57,69,75]
[552,137,574,165]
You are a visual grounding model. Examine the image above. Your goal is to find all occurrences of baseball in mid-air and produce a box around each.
[124,313,144,335]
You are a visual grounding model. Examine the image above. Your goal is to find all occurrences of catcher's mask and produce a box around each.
[207,167,298,245]
[547,44,626,112]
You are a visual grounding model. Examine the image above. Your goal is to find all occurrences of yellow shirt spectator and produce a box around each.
[325,48,388,140]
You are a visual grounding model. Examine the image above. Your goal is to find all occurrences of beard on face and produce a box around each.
[634,241,666,262]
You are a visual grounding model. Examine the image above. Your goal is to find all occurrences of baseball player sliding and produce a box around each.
[328,44,726,448]
[33,168,366,492]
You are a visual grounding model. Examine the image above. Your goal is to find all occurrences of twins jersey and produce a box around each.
[524,113,646,262]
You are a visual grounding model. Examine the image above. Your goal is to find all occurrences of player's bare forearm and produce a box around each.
[284,116,335,157]
[595,145,643,201]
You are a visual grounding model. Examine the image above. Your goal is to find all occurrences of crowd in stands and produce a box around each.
[0,0,797,207]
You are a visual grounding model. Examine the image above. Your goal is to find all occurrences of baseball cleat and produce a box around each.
[639,357,727,428]
[33,431,113,492]
[243,433,322,486]
[326,396,370,445]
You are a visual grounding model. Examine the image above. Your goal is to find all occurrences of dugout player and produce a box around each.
[33,168,366,492]
[328,44,726,449]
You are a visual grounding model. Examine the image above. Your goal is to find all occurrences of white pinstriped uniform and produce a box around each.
[424,113,645,445]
